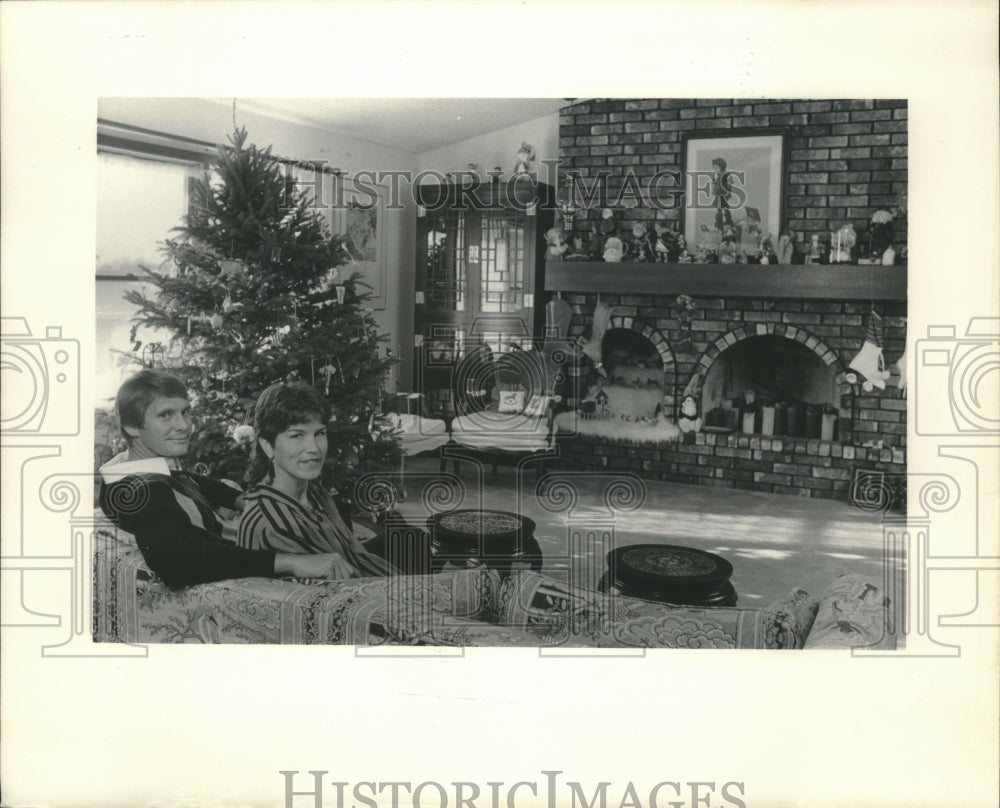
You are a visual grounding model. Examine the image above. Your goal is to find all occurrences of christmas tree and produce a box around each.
[124,127,401,498]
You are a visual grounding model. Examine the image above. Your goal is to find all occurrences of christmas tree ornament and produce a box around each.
[120,125,401,497]
[272,324,292,347]
[218,259,244,277]
[321,361,338,394]
[849,309,892,391]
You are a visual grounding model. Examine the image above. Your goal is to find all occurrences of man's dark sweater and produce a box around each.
[99,456,275,588]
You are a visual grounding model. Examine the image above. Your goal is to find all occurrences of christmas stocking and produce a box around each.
[895,349,908,395]
[580,299,612,376]
[849,310,892,391]
[545,295,572,340]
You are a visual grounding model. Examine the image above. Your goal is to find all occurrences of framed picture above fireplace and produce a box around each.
[682,131,786,259]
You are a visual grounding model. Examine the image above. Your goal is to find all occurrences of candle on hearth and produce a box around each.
[761,405,775,436]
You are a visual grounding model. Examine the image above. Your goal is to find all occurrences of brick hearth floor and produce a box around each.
[397,454,897,608]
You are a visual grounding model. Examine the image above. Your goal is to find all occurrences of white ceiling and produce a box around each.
[221,98,567,155]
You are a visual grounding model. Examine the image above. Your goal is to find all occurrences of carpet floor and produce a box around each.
[397,454,895,607]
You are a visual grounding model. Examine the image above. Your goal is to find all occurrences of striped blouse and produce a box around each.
[238,483,397,577]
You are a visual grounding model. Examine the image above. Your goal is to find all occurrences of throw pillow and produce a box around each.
[497,389,526,414]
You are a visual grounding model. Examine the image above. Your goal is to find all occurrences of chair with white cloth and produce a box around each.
[445,340,572,481]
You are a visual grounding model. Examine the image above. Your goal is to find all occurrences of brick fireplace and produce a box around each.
[545,97,907,502]
[549,267,907,501]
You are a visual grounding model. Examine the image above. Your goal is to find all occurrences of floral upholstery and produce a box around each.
[93,531,539,646]
[93,529,888,649]
[803,572,894,650]
[490,571,819,649]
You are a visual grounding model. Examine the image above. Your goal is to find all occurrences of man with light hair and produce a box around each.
[99,369,351,587]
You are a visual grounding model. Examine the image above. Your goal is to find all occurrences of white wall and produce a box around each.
[417,112,560,183]
[98,98,419,389]
[96,100,563,394]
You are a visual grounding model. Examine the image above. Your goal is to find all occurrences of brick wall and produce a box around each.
[559,98,908,253]
[557,431,906,502]
[553,98,907,501]
[566,293,907,449]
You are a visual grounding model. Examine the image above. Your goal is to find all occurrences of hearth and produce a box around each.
[701,334,841,440]
[547,263,907,500]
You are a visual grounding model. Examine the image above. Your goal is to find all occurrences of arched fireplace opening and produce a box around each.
[701,335,842,437]
[602,327,664,386]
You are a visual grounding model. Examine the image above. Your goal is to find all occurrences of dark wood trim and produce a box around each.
[544,261,907,301]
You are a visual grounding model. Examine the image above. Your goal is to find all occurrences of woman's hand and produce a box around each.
[274,552,358,580]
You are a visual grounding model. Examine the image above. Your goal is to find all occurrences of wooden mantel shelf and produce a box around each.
[545,261,907,301]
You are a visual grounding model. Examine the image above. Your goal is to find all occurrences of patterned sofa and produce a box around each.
[93,527,894,650]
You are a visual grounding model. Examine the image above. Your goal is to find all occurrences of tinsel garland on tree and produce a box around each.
[124,127,400,497]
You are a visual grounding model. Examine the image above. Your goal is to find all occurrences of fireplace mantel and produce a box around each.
[545,261,907,301]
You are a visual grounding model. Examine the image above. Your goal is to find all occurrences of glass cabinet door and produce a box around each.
[479,208,527,313]
[424,210,465,312]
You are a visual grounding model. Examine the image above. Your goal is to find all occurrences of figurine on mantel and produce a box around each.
[544,226,568,260]
[758,235,777,265]
[776,229,797,264]
[563,230,591,261]
[513,142,535,176]
[653,222,671,262]
[830,223,856,264]
[591,207,618,259]
[603,236,627,263]
[630,222,656,262]
[718,240,739,264]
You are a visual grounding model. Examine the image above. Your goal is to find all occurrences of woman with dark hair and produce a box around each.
[238,381,397,578]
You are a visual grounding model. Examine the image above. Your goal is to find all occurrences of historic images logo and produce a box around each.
[281,162,746,214]
[279,770,748,808]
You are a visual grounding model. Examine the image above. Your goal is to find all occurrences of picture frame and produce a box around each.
[332,173,388,310]
[682,130,786,257]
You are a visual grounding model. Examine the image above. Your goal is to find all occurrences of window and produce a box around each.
[95,151,202,403]
[94,121,329,405]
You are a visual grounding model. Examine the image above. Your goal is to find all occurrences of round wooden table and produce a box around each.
[427,509,542,575]
[597,543,737,606]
